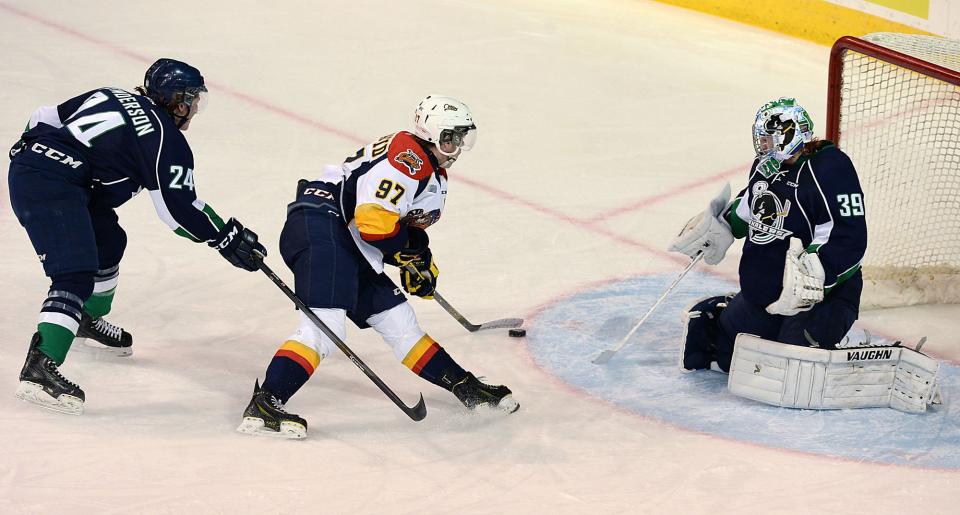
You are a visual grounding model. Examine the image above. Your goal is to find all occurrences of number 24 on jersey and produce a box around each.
[169,166,195,191]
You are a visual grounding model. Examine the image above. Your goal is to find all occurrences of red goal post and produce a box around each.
[827,33,960,309]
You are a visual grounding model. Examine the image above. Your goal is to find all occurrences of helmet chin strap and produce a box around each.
[171,100,196,129]
[433,144,462,168]
[438,154,458,168]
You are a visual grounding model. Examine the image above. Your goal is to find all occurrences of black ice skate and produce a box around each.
[77,313,132,356]
[15,333,85,415]
[236,380,307,439]
[451,372,519,413]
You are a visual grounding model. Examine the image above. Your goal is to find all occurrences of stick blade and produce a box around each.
[406,394,428,421]
[476,318,524,331]
[592,349,616,365]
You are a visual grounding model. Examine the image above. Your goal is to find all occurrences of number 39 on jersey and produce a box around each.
[836,193,864,217]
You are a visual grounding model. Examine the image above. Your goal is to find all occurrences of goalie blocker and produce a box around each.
[728,334,940,413]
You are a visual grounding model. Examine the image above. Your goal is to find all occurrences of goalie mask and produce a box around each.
[752,97,813,163]
[413,95,477,164]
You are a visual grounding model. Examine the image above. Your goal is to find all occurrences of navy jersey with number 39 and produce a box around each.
[726,142,868,307]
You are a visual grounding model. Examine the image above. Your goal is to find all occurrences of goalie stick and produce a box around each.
[403,264,524,332]
[593,252,704,365]
[256,252,427,422]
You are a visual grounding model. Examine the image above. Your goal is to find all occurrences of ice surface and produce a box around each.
[1,0,958,513]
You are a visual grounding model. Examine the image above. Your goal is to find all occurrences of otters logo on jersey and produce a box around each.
[748,180,792,244]
[393,149,423,176]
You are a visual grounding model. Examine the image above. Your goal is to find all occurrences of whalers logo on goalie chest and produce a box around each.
[748,180,792,244]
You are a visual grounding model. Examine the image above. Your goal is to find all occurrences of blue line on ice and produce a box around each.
[527,271,959,469]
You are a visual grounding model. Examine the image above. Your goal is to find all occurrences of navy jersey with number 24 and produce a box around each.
[11,87,224,242]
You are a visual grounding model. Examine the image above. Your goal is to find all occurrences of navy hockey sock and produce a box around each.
[401,336,467,390]
[262,340,321,404]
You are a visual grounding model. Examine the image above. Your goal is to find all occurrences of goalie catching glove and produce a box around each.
[209,218,267,272]
[766,237,824,316]
[390,227,439,299]
[668,183,734,265]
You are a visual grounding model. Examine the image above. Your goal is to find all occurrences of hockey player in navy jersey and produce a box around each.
[237,95,518,439]
[8,58,267,414]
[670,97,867,372]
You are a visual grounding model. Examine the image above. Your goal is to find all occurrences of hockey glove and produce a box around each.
[766,237,825,316]
[387,226,429,267]
[209,218,267,272]
[668,183,734,265]
[400,252,439,299]
[390,228,439,299]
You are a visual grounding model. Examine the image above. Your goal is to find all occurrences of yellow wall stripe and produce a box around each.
[868,0,929,19]
[652,0,932,46]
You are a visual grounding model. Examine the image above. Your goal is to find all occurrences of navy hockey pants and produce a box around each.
[713,272,862,371]
[8,162,127,282]
[279,181,404,329]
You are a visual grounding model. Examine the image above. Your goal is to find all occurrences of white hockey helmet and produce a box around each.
[413,95,477,157]
[752,97,814,162]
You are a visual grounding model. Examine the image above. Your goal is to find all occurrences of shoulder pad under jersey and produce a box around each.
[387,131,435,181]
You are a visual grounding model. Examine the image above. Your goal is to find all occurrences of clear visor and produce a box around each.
[186,87,209,115]
[437,125,477,156]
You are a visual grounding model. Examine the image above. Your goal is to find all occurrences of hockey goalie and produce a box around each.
[668,97,941,413]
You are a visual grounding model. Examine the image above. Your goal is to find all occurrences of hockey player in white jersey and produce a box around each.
[669,97,940,413]
[238,95,518,439]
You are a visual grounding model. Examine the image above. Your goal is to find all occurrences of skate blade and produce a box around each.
[236,417,306,439]
[78,337,133,357]
[15,382,83,415]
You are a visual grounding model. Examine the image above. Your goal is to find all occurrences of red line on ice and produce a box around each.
[0,1,733,255]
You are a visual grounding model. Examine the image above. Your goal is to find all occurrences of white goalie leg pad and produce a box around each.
[891,347,942,413]
[728,334,940,413]
[286,308,347,361]
[366,302,427,361]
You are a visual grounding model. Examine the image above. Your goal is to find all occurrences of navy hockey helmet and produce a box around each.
[142,58,208,115]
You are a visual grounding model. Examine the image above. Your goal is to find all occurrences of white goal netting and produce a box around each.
[833,33,960,309]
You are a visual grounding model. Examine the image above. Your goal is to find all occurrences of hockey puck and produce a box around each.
[508,329,527,338]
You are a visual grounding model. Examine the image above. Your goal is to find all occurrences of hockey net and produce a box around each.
[827,33,960,309]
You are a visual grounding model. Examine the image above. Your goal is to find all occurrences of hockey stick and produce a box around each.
[255,252,427,421]
[403,264,523,332]
[592,252,704,365]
